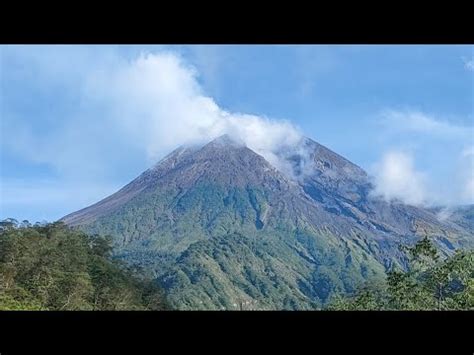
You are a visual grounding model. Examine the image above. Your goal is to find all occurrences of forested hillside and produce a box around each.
[328,237,474,310]
[1,218,472,310]
[0,219,169,310]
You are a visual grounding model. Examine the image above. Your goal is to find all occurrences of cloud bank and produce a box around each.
[371,151,427,206]
[374,109,474,206]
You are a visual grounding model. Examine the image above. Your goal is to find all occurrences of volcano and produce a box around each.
[62,135,473,309]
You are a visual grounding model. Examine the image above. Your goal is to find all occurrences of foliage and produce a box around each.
[327,237,473,310]
[74,182,388,310]
[159,230,386,310]
[0,220,169,310]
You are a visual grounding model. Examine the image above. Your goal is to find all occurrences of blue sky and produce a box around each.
[1,45,473,222]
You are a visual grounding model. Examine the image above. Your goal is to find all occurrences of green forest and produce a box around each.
[0,219,169,310]
[329,237,473,310]
[0,219,472,310]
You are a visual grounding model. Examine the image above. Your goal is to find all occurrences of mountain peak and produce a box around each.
[206,134,244,148]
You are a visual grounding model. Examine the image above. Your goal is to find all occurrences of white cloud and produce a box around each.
[371,151,427,206]
[380,110,471,139]
[375,109,474,206]
[371,146,474,207]
[2,49,306,185]
[463,57,474,71]
[82,51,304,172]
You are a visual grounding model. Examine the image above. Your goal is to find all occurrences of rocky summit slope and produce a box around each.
[62,135,473,309]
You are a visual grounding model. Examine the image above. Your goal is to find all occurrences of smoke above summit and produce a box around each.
[84,52,305,174]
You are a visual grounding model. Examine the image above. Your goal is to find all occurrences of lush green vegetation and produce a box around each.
[159,230,387,310]
[76,182,390,310]
[1,216,472,310]
[328,237,473,310]
[0,219,169,310]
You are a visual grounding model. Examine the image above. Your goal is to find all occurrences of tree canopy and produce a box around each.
[328,237,473,310]
[0,220,169,310]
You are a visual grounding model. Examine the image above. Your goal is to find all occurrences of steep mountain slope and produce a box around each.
[62,135,473,309]
[286,138,471,249]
